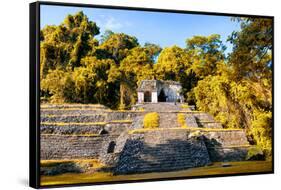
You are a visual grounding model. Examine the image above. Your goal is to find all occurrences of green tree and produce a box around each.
[228,18,272,80]
[40,11,100,78]
[97,33,139,63]
[118,46,156,108]
[186,34,226,78]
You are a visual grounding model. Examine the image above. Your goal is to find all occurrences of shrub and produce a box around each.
[143,112,159,128]
[177,113,186,127]
[246,146,265,161]
[250,110,272,159]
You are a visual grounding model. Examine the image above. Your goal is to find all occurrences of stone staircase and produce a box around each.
[141,103,181,112]
[114,130,211,174]
[193,113,222,128]
[159,113,178,128]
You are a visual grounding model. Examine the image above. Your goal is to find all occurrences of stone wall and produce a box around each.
[203,130,250,161]
[41,114,106,123]
[105,111,144,121]
[41,109,106,116]
[192,113,222,128]
[41,135,105,160]
[185,114,198,127]
[41,124,104,135]
[41,134,121,160]
[41,123,130,135]
[40,103,252,173]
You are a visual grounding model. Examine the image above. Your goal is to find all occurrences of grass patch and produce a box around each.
[143,112,159,129]
[41,159,104,168]
[41,161,272,186]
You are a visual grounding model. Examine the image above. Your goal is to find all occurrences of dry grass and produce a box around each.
[41,161,272,186]
[41,159,104,168]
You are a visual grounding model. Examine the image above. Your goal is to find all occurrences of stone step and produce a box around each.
[114,133,211,174]
[140,103,181,112]
[159,113,178,128]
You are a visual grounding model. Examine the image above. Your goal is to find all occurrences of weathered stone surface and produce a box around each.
[131,116,144,129]
[40,103,252,174]
[203,130,249,147]
[159,113,178,128]
[99,132,130,166]
[139,103,181,112]
[105,112,144,121]
[193,113,215,122]
[200,122,223,128]
[185,114,198,127]
[41,135,115,160]
[41,125,104,135]
[114,130,211,174]
[203,130,250,161]
[104,123,131,135]
[41,114,106,123]
[40,123,130,135]
[207,147,249,162]
[41,162,84,176]
[41,109,106,116]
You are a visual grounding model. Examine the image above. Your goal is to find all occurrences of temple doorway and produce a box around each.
[158,89,166,102]
[144,91,151,102]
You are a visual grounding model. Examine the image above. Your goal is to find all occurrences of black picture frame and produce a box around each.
[30,1,274,188]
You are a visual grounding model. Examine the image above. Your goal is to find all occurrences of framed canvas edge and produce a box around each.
[30,1,41,189]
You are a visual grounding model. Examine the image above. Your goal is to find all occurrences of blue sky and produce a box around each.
[40,5,241,54]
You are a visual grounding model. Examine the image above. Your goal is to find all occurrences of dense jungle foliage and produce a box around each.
[40,12,272,158]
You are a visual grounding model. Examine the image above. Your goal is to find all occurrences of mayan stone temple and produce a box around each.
[41,80,251,175]
[137,80,184,103]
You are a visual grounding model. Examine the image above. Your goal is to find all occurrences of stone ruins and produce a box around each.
[40,80,252,175]
[137,80,184,103]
